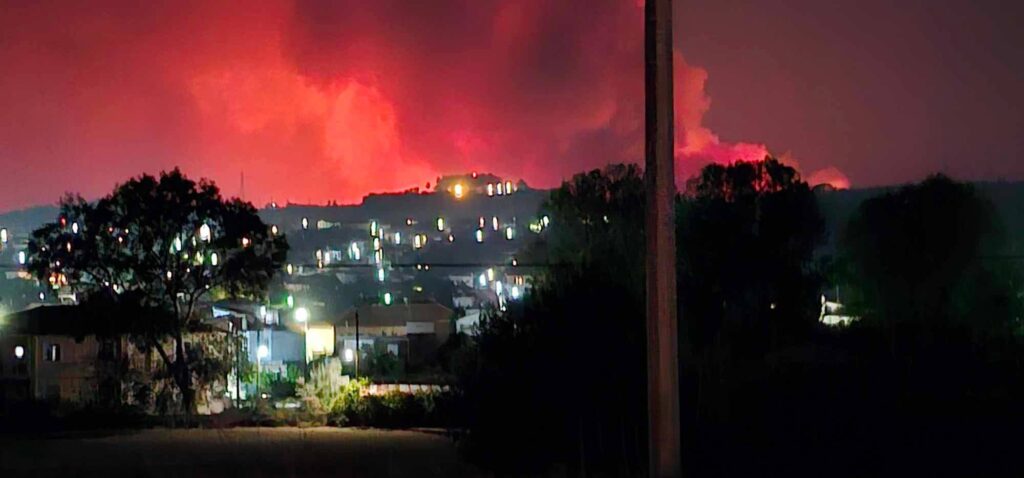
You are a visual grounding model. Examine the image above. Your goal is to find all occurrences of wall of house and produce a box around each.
[31,335,100,402]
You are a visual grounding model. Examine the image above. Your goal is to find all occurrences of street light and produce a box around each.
[301,217,309,230]
[14,345,24,359]
[0,228,8,244]
[295,307,311,367]
[256,343,269,403]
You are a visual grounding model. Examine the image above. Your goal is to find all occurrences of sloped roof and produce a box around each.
[0,304,159,338]
[333,301,453,328]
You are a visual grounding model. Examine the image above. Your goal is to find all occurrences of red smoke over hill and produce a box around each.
[0,0,849,211]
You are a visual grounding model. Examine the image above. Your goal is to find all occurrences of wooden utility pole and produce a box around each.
[644,0,681,476]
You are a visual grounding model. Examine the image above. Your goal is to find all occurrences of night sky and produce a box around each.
[1,0,1022,211]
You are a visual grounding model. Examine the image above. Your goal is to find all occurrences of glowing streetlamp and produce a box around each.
[453,183,465,199]
[71,222,79,234]
[199,223,211,242]
[256,343,269,401]
[14,345,25,359]
[383,292,393,305]
[475,229,484,243]
[210,252,219,266]
[0,228,8,244]
[492,216,499,231]
[505,226,514,241]
[294,307,310,323]
[301,217,309,230]
[542,215,550,227]
[270,224,279,236]
[286,264,294,275]
[436,217,445,231]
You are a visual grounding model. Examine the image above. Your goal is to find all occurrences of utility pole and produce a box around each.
[645,0,682,476]
[354,310,360,378]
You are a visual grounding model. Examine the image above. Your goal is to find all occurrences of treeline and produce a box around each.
[450,159,1024,476]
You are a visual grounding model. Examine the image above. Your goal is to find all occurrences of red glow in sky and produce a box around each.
[1,0,1022,211]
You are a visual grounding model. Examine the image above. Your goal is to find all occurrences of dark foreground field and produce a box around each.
[0,427,482,477]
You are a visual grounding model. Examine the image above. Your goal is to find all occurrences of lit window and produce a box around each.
[45,344,61,362]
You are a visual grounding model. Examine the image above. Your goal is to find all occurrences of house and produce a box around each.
[332,301,453,371]
[0,304,237,414]
[455,308,483,335]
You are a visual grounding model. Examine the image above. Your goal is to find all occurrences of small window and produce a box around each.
[45,344,61,362]
[387,343,399,356]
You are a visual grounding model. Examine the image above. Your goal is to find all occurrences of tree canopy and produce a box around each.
[677,157,826,353]
[28,169,288,411]
[840,174,1020,339]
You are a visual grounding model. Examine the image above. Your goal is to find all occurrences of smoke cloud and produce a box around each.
[0,0,849,211]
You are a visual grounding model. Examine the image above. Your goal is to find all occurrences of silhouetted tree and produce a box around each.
[28,169,288,413]
[460,164,648,475]
[677,157,826,355]
[840,174,1020,347]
